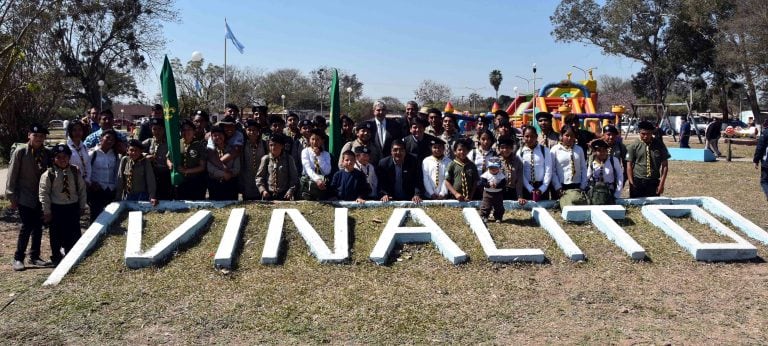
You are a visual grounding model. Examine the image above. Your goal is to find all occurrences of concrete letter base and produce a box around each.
[214,208,246,269]
[562,205,646,260]
[641,205,757,261]
[261,208,349,264]
[124,210,212,268]
[462,208,544,263]
[531,208,585,261]
[43,202,125,286]
[370,208,467,265]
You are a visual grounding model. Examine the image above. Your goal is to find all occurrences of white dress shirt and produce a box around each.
[469,147,498,177]
[516,144,552,193]
[375,118,387,148]
[68,138,92,184]
[422,155,451,198]
[89,146,118,190]
[550,143,588,190]
[587,156,624,198]
[301,147,332,181]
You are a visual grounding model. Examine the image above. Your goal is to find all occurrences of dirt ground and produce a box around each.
[0,136,766,344]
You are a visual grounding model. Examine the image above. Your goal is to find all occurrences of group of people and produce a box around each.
[6,99,674,271]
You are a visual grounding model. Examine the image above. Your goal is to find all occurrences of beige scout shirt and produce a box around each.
[39,165,87,214]
[6,144,48,208]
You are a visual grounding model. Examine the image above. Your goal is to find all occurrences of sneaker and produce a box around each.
[12,260,24,271]
[495,219,501,223]
[29,258,52,267]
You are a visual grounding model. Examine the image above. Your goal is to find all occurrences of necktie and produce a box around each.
[61,168,71,200]
[645,144,652,178]
[379,122,385,147]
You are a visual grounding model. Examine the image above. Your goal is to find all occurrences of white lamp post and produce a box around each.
[346,87,353,106]
[191,51,203,97]
[97,79,105,111]
[513,86,519,98]
[281,94,286,110]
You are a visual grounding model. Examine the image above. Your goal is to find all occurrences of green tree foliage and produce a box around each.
[489,70,503,99]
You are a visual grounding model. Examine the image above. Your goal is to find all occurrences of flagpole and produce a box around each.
[223,18,228,111]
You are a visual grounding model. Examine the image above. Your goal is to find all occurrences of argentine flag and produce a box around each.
[225,20,245,54]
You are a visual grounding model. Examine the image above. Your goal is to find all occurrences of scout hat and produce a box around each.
[51,143,72,156]
[29,123,49,135]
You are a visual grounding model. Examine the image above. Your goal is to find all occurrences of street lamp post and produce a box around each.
[532,63,538,114]
[513,86,519,98]
[97,79,105,111]
[571,65,597,80]
[346,87,353,107]
[281,94,286,110]
[191,51,203,97]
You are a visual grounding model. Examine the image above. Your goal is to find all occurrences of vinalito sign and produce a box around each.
[43,197,768,286]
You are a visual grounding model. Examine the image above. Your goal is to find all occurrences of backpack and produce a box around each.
[47,165,81,196]
[587,157,618,205]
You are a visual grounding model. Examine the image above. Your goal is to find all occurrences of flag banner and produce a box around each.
[160,55,184,186]
[225,21,245,54]
[328,69,342,159]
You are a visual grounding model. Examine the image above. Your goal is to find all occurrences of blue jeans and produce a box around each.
[761,166,768,200]
[124,192,150,202]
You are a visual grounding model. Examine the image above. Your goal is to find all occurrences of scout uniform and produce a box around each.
[207,127,241,201]
[255,134,298,200]
[536,112,560,149]
[354,146,378,199]
[626,122,671,198]
[175,136,208,200]
[240,120,267,200]
[445,151,479,199]
[117,142,157,202]
[586,140,624,205]
[517,142,553,201]
[421,138,451,199]
[142,118,171,200]
[7,124,50,270]
[498,138,525,200]
[39,144,87,265]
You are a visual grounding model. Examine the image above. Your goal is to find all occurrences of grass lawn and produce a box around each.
[0,136,766,344]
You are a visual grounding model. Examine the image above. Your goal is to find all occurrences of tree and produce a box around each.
[379,96,404,114]
[551,0,691,118]
[489,70,503,100]
[310,66,364,112]
[598,75,637,111]
[255,69,315,111]
[47,0,179,108]
[414,79,452,107]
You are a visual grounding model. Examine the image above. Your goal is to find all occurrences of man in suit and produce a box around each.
[376,139,423,203]
[371,101,403,156]
[403,117,437,162]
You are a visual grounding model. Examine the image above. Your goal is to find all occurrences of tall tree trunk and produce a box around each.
[740,62,762,125]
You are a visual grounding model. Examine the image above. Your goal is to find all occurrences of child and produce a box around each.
[88,129,120,223]
[39,144,87,265]
[626,121,670,198]
[256,134,298,200]
[7,123,51,271]
[169,119,207,200]
[339,121,381,167]
[497,138,527,205]
[469,129,498,199]
[479,159,505,223]
[142,117,171,200]
[300,129,333,200]
[550,124,588,207]
[330,150,370,203]
[421,138,451,199]
[240,119,266,200]
[445,139,479,201]
[354,146,378,199]
[517,126,553,201]
[586,139,624,205]
[117,139,158,205]
[207,126,241,201]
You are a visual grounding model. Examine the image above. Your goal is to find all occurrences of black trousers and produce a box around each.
[15,204,43,261]
[480,190,504,219]
[87,186,116,223]
[154,168,173,200]
[629,177,660,198]
[49,203,82,264]
[176,174,207,200]
[208,177,238,201]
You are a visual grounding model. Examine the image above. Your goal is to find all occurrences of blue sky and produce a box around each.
[142,0,642,103]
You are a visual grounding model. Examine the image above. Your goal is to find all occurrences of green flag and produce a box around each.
[160,55,184,186]
[328,69,342,159]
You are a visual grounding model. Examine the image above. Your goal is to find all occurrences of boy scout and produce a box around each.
[169,119,207,200]
[39,144,87,265]
[626,121,670,198]
[7,123,51,271]
[256,134,298,200]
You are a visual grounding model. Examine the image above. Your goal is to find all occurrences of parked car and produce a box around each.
[48,119,64,129]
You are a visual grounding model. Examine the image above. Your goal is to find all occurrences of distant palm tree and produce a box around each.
[489,70,503,100]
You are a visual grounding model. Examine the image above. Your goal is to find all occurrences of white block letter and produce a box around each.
[261,208,349,264]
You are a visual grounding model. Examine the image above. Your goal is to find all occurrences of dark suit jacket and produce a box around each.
[403,133,438,162]
[376,154,423,200]
[371,118,404,156]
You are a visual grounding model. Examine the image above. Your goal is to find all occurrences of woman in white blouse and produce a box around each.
[66,120,91,185]
[549,124,588,198]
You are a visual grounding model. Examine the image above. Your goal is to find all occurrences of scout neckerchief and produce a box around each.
[150,138,166,167]
[645,143,652,177]
[529,145,536,183]
[452,159,468,196]
[61,166,72,200]
[250,140,260,174]
[433,156,442,191]
[31,147,44,171]
[561,143,576,183]
[125,157,143,195]
[502,156,513,187]
[313,151,322,175]
[592,158,605,183]
[181,139,190,168]
[269,155,279,192]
